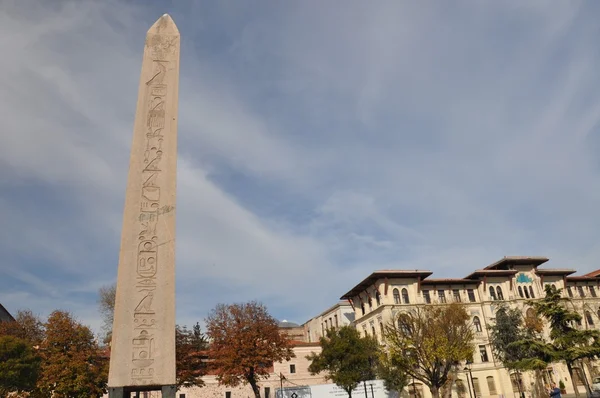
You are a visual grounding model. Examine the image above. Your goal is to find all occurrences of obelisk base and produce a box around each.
[108,385,176,398]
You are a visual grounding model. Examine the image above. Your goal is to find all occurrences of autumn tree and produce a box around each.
[384,303,474,398]
[0,309,45,346]
[307,326,381,398]
[0,335,41,396]
[37,311,108,398]
[98,284,116,344]
[176,323,209,389]
[530,285,600,397]
[206,301,295,398]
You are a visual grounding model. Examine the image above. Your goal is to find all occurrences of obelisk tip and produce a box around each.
[147,13,179,35]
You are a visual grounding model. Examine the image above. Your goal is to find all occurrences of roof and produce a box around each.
[0,303,14,323]
[340,270,433,299]
[465,269,519,279]
[484,256,549,270]
[420,278,480,285]
[566,276,600,282]
[278,320,301,328]
[535,268,576,276]
[583,269,600,278]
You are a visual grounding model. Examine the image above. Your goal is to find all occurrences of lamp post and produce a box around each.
[464,361,476,398]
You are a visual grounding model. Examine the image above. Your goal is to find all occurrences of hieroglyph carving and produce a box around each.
[131,58,173,383]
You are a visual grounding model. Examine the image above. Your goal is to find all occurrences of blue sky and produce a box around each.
[2,0,600,334]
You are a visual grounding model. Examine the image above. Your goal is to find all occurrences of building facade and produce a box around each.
[303,301,356,343]
[340,256,600,398]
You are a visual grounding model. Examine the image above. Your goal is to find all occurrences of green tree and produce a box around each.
[206,301,295,398]
[384,303,474,398]
[377,349,408,395]
[307,326,380,398]
[530,285,600,397]
[176,323,208,389]
[0,335,41,396]
[37,311,108,398]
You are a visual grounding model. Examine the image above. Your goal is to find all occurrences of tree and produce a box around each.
[37,311,108,398]
[0,335,41,396]
[530,285,600,397]
[205,301,295,398]
[377,349,409,395]
[384,303,474,398]
[176,323,209,389]
[307,326,380,398]
[0,309,45,346]
[97,284,116,344]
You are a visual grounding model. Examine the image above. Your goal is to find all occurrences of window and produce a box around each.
[597,308,600,321]
[402,288,410,304]
[496,286,504,300]
[489,286,497,301]
[487,376,497,395]
[479,345,489,362]
[423,290,431,304]
[586,311,594,326]
[226,392,231,398]
[265,388,271,398]
[375,291,381,306]
[575,316,582,327]
[574,368,585,386]
[578,286,585,297]
[321,323,324,335]
[361,303,365,316]
[529,286,535,299]
[438,290,446,303]
[456,380,467,398]
[510,373,523,393]
[393,288,401,304]
[180,394,186,398]
[453,289,461,302]
[290,364,296,374]
[567,286,574,298]
[472,378,481,397]
[379,321,384,336]
[518,286,524,298]
[335,314,338,328]
[590,286,597,297]
[329,317,332,327]
[473,316,482,332]
[324,319,327,329]
[468,289,476,302]
[371,325,376,337]
[368,296,373,310]
[524,287,530,299]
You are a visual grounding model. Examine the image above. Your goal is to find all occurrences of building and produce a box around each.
[303,301,355,343]
[0,303,14,323]
[278,320,306,342]
[340,256,600,398]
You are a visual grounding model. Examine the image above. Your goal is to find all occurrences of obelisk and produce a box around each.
[108,14,179,398]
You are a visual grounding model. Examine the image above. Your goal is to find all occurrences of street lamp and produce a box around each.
[464,361,476,398]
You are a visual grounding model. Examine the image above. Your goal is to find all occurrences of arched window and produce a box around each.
[368,296,373,310]
[496,286,504,300]
[375,291,381,306]
[489,286,497,301]
[518,286,524,298]
[586,311,594,326]
[402,288,410,304]
[379,321,384,336]
[567,287,574,298]
[487,376,497,395]
[524,287,530,299]
[597,308,600,321]
[473,316,482,332]
[393,288,400,304]
[526,308,535,319]
[529,286,535,298]
[361,302,365,316]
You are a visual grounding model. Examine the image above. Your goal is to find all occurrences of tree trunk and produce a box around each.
[346,389,353,398]
[444,371,457,398]
[430,386,440,398]
[532,370,546,398]
[567,362,580,398]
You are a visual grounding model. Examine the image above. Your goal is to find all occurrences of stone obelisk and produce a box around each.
[108,14,179,398]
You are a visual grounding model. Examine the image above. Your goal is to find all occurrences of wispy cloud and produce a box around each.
[1,0,600,331]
